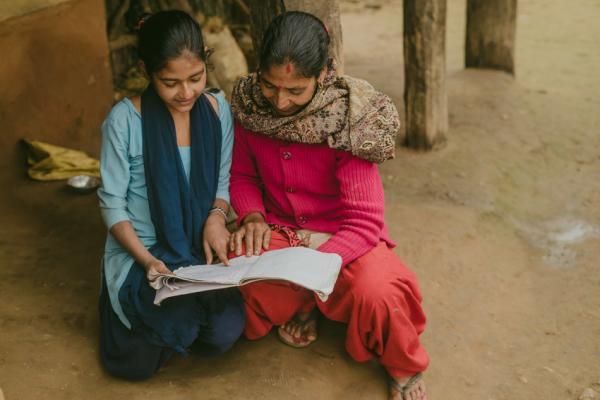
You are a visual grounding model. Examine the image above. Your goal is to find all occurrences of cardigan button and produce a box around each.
[282,151,292,160]
[298,216,308,225]
[286,187,295,193]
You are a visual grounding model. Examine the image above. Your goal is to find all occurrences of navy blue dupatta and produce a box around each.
[141,86,221,266]
[118,86,222,352]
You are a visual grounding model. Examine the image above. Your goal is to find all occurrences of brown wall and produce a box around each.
[0,0,113,175]
[0,0,71,22]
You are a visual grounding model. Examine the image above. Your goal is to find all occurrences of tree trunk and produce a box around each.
[465,0,517,74]
[246,0,284,60]
[403,0,448,150]
[246,0,343,73]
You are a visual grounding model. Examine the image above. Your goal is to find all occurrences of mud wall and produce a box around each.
[0,0,71,22]
[0,0,113,176]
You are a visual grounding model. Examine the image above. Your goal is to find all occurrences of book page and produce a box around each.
[242,247,342,295]
[154,280,236,305]
[169,255,260,284]
[153,247,342,305]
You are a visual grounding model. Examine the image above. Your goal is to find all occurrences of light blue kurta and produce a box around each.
[97,92,233,328]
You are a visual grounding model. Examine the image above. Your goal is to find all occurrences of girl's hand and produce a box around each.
[230,212,271,257]
[144,258,172,283]
[203,212,231,265]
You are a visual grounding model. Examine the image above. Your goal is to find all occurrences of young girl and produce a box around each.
[97,10,243,380]
[229,12,429,400]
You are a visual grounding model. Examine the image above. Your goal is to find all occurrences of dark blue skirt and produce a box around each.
[99,269,245,380]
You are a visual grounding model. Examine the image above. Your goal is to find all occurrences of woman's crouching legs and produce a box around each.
[318,242,430,376]
[240,281,315,339]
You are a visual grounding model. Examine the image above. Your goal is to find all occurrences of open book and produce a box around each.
[152,247,343,305]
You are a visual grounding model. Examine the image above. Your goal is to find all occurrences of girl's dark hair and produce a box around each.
[137,10,207,75]
[259,11,330,78]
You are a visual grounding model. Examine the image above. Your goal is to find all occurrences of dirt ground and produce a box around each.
[1,0,599,399]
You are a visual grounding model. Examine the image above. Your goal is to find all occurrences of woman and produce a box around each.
[229,11,429,400]
[97,10,243,380]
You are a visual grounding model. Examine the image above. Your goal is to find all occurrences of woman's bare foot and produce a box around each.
[389,373,426,400]
[277,310,318,348]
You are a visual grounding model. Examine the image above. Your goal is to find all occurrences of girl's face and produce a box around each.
[259,63,324,117]
[150,53,206,115]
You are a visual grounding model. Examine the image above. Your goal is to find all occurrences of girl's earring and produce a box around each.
[138,61,149,79]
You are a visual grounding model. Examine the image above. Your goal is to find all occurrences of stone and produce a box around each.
[579,388,598,400]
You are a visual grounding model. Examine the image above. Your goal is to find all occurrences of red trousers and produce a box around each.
[235,231,430,377]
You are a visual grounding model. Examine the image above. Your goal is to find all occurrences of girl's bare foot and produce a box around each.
[389,373,426,400]
[277,310,318,348]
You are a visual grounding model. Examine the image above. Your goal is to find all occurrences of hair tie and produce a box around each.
[136,13,151,31]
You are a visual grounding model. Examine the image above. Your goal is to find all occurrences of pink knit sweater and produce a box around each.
[230,124,394,265]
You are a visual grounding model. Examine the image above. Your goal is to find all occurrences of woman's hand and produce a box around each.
[144,258,172,283]
[230,212,271,257]
[203,212,231,265]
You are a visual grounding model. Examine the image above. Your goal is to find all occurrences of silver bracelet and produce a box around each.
[208,206,228,219]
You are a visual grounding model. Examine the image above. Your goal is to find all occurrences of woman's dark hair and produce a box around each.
[259,11,330,78]
[137,10,207,75]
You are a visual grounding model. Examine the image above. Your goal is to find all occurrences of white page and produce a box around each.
[242,247,342,294]
[153,248,343,305]
[154,281,235,305]
[171,255,260,284]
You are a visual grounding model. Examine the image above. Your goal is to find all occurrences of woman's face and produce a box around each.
[149,53,207,115]
[259,63,321,117]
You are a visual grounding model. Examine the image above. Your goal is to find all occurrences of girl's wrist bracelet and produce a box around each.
[208,206,228,219]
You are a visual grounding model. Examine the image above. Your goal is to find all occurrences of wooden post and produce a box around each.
[246,0,344,73]
[465,0,517,74]
[403,0,448,150]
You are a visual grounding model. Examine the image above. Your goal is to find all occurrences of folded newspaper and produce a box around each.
[152,247,343,305]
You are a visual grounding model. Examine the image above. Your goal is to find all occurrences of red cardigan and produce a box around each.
[230,123,394,265]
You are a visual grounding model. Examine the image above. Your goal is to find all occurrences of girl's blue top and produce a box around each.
[97,92,233,328]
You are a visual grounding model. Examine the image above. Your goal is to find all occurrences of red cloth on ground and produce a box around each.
[232,231,430,378]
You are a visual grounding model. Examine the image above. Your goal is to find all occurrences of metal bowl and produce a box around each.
[66,175,101,194]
